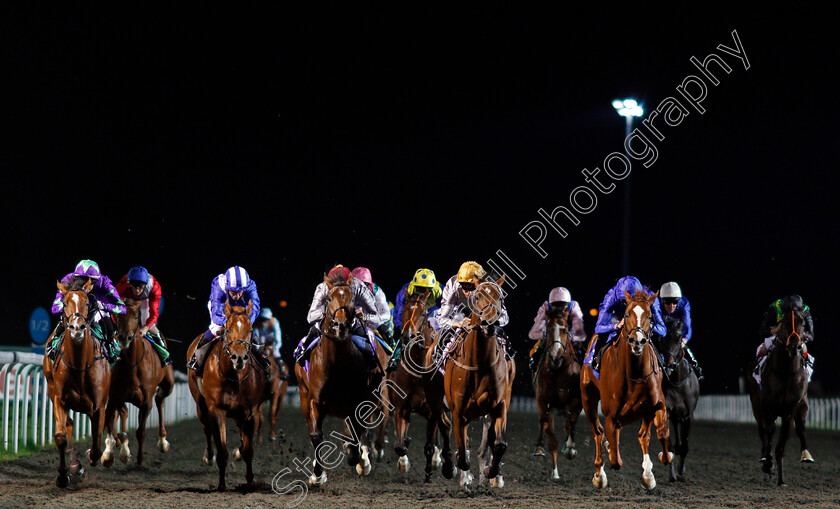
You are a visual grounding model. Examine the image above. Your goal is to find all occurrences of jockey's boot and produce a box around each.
[149,332,172,367]
[591,335,605,372]
[252,344,272,380]
[685,347,704,380]
[276,358,289,380]
[296,324,321,367]
[188,330,216,376]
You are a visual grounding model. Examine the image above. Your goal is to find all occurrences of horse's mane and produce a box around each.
[326,271,352,287]
[65,276,91,292]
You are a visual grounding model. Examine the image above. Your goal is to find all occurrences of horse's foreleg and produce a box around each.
[638,417,656,490]
[85,407,106,468]
[542,410,559,480]
[452,415,473,488]
[775,415,793,486]
[422,418,438,481]
[484,410,508,485]
[53,403,71,488]
[654,405,672,467]
[761,418,776,474]
[255,403,264,444]
[307,405,328,485]
[563,402,580,460]
[605,416,622,470]
[269,388,280,441]
[677,417,691,478]
[394,408,411,472]
[437,410,455,480]
[795,400,813,463]
[581,382,607,488]
[135,400,153,466]
[155,384,171,453]
[211,409,229,492]
[241,413,257,485]
[102,402,119,467]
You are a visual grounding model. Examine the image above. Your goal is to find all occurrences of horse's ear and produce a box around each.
[347,273,355,285]
[224,299,232,317]
[324,275,331,288]
[496,274,506,288]
[57,280,67,294]
[624,290,633,302]
[83,279,94,294]
[649,290,659,303]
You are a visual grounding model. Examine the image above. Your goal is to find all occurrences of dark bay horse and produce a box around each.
[531,315,582,481]
[389,289,454,481]
[580,289,671,489]
[747,306,812,485]
[294,273,388,485]
[187,300,267,491]
[43,278,111,488]
[655,317,699,481]
[103,299,175,467]
[442,276,515,489]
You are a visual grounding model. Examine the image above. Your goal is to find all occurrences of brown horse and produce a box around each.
[187,300,266,491]
[43,278,111,488]
[747,305,811,485]
[102,299,175,467]
[295,273,392,485]
[531,315,582,481]
[256,350,289,443]
[580,289,671,490]
[441,275,515,489]
[389,288,455,481]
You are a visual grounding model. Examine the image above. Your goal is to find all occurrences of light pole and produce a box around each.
[612,99,643,276]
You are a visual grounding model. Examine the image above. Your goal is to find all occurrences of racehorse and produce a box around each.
[746,305,812,485]
[531,315,582,481]
[580,289,672,489]
[187,300,266,491]
[256,345,289,443]
[102,299,175,467]
[655,317,699,481]
[294,272,388,485]
[442,275,515,489]
[43,278,111,488]
[389,288,454,481]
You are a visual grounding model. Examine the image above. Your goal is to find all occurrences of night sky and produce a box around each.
[3,7,837,395]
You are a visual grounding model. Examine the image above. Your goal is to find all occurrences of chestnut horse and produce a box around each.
[187,300,266,491]
[655,317,699,481]
[294,273,389,485]
[441,275,515,489]
[747,305,811,485]
[580,289,671,490]
[256,348,289,443]
[389,289,455,481]
[103,299,175,467]
[43,278,111,488]
[531,315,582,481]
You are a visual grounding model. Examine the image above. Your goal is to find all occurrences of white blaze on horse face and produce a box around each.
[632,305,645,341]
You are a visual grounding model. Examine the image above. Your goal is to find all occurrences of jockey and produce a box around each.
[655,281,702,379]
[294,265,381,371]
[755,295,815,379]
[435,261,510,361]
[386,268,443,372]
[352,267,395,347]
[188,266,270,377]
[588,275,666,372]
[254,307,287,379]
[114,266,171,367]
[49,259,126,363]
[528,287,587,371]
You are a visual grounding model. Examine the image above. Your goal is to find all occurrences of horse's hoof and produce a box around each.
[308,472,328,485]
[431,446,442,469]
[217,483,226,493]
[397,456,410,473]
[269,435,277,442]
[119,447,131,464]
[550,466,560,481]
[658,451,673,464]
[203,454,216,466]
[158,437,170,453]
[442,460,455,480]
[459,469,474,489]
[375,448,385,462]
[490,475,504,488]
[761,457,772,474]
[70,459,83,475]
[56,472,71,489]
[356,461,372,476]
[642,474,656,490]
[563,446,577,460]
[532,446,546,457]
[103,455,114,468]
[592,466,608,489]
[801,450,814,463]
[234,448,243,462]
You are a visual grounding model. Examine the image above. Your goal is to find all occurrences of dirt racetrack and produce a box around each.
[1,405,839,509]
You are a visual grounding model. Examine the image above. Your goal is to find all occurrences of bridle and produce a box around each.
[322,282,355,339]
[57,291,105,372]
[221,310,253,364]
[617,298,659,383]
